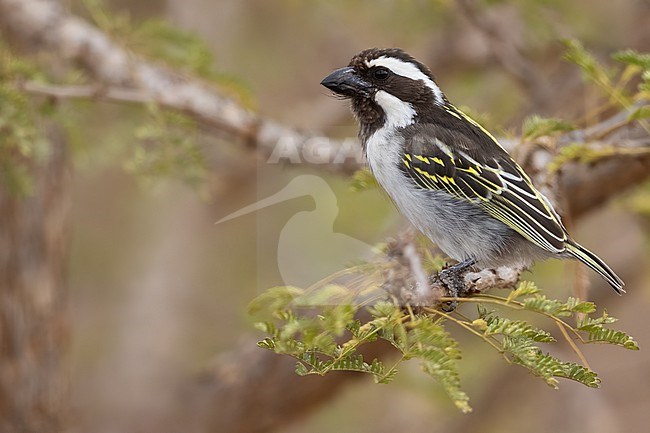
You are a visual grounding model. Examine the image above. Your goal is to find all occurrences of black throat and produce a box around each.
[352,96,385,151]
[354,97,455,154]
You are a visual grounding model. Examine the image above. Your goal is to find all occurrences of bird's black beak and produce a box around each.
[321,67,372,98]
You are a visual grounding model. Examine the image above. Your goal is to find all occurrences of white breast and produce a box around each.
[365,124,517,267]
[365,90,429,237]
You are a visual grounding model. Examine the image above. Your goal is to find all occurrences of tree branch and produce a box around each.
[2,0,648,180]
[454,0,553,108]
[0,0,359,172]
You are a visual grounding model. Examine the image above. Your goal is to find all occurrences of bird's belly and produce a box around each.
[365,130,536,268]
[396,187,510,261]
[369,159,525,267]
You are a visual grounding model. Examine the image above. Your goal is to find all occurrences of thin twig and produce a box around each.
[403,243,433,302]
[437,295,587,342]
[424,307,511,363]
[454,0,551,107]
[556,321,592,369]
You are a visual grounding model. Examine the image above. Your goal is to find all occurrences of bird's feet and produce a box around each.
[438,258,476,312]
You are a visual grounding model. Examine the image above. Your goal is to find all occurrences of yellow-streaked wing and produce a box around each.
[401,128,567,254]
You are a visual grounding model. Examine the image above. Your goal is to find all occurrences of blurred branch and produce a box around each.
[455,0,553,108]
[0,125,70,432]
[0,0,359,173]
[1,0,647,181]
[17,81,157,104]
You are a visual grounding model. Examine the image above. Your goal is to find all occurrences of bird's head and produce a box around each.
[321,48,445,136]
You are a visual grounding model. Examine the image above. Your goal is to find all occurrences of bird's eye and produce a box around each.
[373,67,390,80]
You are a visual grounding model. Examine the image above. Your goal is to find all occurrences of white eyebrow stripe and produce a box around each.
[366,56,444,105]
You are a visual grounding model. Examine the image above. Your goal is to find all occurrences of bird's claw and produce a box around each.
[438,258,476,311]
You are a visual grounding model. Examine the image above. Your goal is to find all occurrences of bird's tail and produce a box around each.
[565,241,625,294]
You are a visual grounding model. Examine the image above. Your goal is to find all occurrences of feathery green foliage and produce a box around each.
[124,103,207,190]
[252,274,637,413]
[1,0,245,195]
[81,0,253,107]
[563,39,621,102]
[563,41,650,110]
[0,42,48,196]
[53,0,252,191]
[522,115,576,140]
[547,43,650,172]
[547,142,650,173]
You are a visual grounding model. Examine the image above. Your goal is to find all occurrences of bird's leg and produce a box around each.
[438,258,477,311]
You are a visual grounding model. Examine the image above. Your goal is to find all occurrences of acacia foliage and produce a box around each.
[251,280,637,413]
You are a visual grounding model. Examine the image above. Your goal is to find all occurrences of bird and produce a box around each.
[320,47,625,295]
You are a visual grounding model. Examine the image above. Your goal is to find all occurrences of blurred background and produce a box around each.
[1,0,649,432]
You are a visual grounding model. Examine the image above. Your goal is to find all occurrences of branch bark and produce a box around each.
[0,0,360,173]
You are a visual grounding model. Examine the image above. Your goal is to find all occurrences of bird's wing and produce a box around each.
[400,123,568,253]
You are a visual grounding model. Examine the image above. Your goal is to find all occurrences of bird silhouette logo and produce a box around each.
[217,175,377,300]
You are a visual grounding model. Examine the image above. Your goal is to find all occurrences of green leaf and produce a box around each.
[0,45,49,196]
[506,281,540,302]
[254,321,275,334]
[501,338,599,388]
[534,353,600,388]
[563,39,612,87]
[476,303,490,319]
[82,0,253,106]
[522,115,575,140]
[578,310,618,327]
[374,364,400,384]
[251,269,637,412]
[483,313,555,343]
[580,326,639,350]
[565,297,596,314]
[613,49,650,69]
[131,19,217,76]
[503,335,540,367]
[125,104,208,189]
[574,311,638,349]
[523,295,571,316]
[547,142,624,172]
[320,304,357,336]
[404,319,470,412]
[420,350,471,413]
[295,361,309,376]
[563,39,633,106]
[257,337,276,351]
